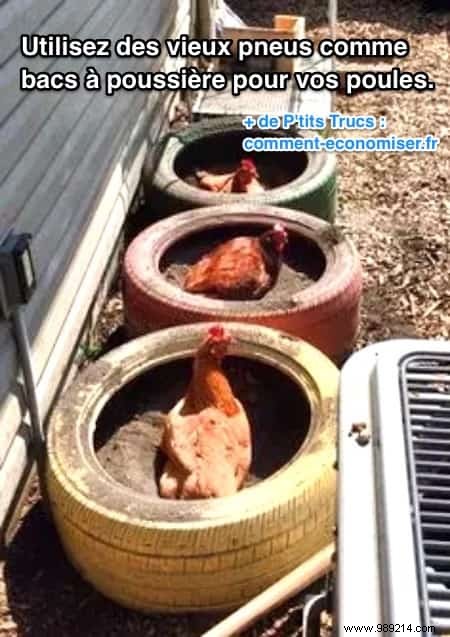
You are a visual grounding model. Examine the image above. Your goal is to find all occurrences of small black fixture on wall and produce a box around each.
[0,232,45,486]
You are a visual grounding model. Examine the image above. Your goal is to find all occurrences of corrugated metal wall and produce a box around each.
[0,0,191,536]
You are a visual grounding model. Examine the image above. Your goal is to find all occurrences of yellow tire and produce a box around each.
[46,323,338,612]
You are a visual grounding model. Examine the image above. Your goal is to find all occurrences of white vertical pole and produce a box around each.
[329,0,337,110]
[197,0,217,40]
[190,0,197,37]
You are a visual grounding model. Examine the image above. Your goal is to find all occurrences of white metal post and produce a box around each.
[329,0,337,110]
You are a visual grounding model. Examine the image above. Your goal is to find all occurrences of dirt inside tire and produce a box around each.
[160,223,327,309]
[95,356,311,498]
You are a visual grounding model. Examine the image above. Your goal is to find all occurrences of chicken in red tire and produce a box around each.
[123,205,362,363]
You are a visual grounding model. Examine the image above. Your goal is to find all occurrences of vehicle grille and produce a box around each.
[401,354,450,633]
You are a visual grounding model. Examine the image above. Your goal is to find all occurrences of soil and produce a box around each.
[166,261,315,306]
[161,224,326,309]
[95,357,310,496]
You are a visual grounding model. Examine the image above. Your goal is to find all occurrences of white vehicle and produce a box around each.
[337,340,450,634]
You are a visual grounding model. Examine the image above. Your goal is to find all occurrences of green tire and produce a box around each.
[144,117,337,222]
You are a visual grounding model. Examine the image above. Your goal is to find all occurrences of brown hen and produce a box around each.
[183,223,288,300]
[196,158,265,194]
[159,326,252,499]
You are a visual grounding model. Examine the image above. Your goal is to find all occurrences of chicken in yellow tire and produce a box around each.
[46,323,338,613]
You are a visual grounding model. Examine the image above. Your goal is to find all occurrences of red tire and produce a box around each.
[123,205,362,362]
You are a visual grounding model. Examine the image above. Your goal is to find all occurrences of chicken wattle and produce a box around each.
[159,325,252,499]
[183,223,288,300]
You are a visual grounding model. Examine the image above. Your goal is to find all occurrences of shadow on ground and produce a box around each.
[3,500,223,637]
[3,496,309,637]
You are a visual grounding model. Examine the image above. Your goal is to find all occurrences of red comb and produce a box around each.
[208,325,226,339]
[240,158,256,171]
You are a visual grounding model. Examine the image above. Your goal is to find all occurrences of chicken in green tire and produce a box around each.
[145,116,337,221]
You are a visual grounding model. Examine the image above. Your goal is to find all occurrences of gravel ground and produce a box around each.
[1,2,448,636]
[230,0,449,345]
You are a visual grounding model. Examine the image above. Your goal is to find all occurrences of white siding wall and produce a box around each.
[0,0,191,536]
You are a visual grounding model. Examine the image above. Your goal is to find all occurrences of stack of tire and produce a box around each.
[46,116,363,614]
[131,116,362,363]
